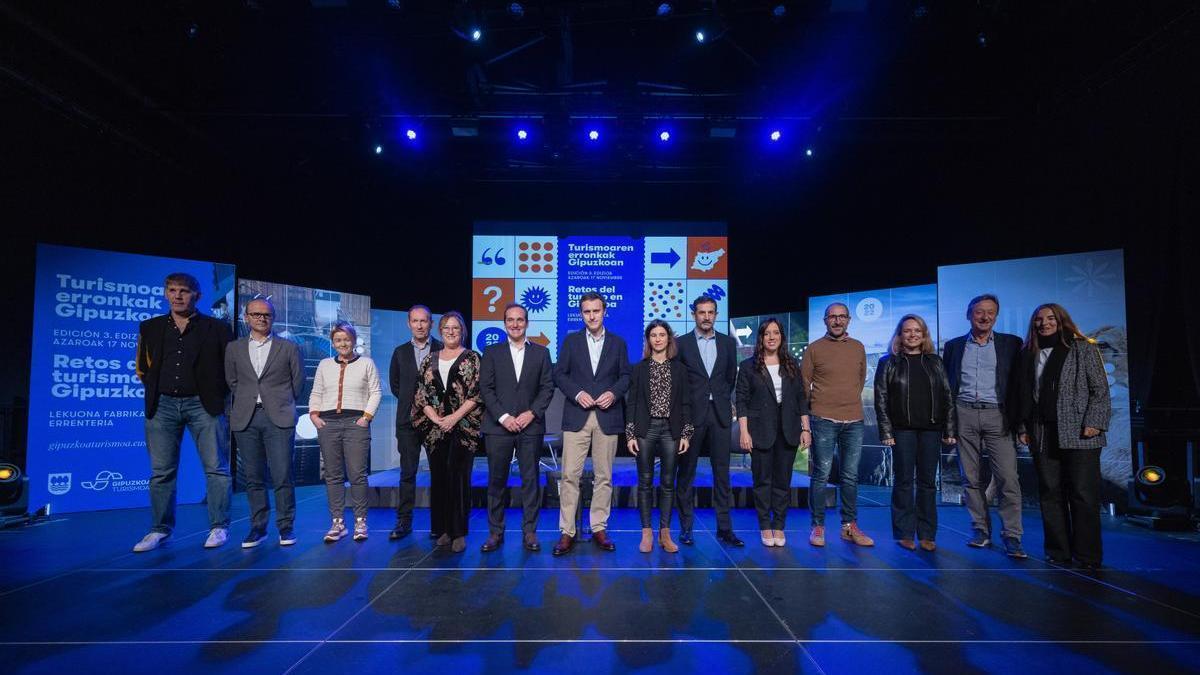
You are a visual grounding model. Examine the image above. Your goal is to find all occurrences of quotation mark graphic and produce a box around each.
[479,248,506,266]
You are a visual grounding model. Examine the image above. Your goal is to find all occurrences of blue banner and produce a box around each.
[558,236,645,361]
[27,244,235,513]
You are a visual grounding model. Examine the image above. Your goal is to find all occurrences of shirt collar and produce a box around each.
[587,329,606,343]
[412,338,431,351]
[336,354,361,365]
[250,333,273,346]
[694,328,716,342]
[509,338,527,350]
[966,331,995,344]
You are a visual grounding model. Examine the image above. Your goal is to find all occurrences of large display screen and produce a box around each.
[807,284,940,487]
[27,244,235,513]
[938,249,1131,502]
[471,222,729,363]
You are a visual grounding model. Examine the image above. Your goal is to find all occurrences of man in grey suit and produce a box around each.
[479,303,555,552]
[388,305,443,540]
[224,298,304,548]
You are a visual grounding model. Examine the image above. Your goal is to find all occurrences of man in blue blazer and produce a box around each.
[479,303,555,553]
[941,293,1027,558]
[551,292,631,555]
[674,295,743,546]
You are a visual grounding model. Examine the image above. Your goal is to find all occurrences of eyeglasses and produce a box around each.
[825,314,850,322]
[247,313,273,320]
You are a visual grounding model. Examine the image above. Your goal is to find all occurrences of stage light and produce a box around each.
[976,31,987,47]
[771,4,787,18]
[805,147,813,157]
[695,30,706,43]
[471,28,483,42]
[770,130,781,142]
[1138,466,1165,485]
[588,129,599,141]
[656,3,673,17]
[0,462,29,527]
[517,129,528,140]
[659,130,670,142]
[508,2,524,18]
[406,129,417,141]
[374,145,383,155]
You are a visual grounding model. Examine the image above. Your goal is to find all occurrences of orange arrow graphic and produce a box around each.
[530,332,551,347]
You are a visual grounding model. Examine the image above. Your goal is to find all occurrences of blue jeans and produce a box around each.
[809,417,864,527]
[145,395,231,533]
[235,407,296,533]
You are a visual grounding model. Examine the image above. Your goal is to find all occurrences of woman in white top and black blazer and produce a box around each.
[736,318,811,548]
[309,321,382,543]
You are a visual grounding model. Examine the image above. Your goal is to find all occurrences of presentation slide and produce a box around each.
[471,222,729,363]
[27,244,235,514]
[938,249,1131,502]
[807,284,940,487]
[236,279,371,487]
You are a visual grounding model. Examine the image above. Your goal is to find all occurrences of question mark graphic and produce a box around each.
[483,285,502,313]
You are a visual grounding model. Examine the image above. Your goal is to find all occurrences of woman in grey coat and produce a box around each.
[1017,303,1111,570]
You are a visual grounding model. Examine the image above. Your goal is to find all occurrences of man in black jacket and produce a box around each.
[479,303,555,552]
[132,272,234,552]
[941,294,1027,558]
[674,295,743,546]
[388,305,443,539]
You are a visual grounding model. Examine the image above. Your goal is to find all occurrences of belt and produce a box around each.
[960,401,999,409]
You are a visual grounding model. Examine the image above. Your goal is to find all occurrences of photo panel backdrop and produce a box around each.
[370,308,442,471]
[938,249,1131,504]
[27,244,235,513]
[808,284,939,487]
[473,222,728,364]
[236,279,370,487]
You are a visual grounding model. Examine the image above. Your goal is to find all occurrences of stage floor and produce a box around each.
[2,488,1198,674]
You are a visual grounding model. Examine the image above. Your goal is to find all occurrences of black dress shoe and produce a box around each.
[717,530,745,547]
[389,523,412,540]
[1076,560,1102,571]
[523,533,541,552]
[1045,556,1072,566]
[679,530,695,546]
[591,530,616,551]
[552,534,575,556]
[480,534,503,552]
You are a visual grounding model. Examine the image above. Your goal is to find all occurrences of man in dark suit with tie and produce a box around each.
[224,298,304,548]
[388,305,443,540]
[479,303,556,552]
[552,292,631,555]
[674,295,743,546]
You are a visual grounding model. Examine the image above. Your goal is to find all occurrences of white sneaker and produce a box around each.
[353,517,369,542]
[203,527,228,549]
[324,518,347,543]
[133,531,169,552]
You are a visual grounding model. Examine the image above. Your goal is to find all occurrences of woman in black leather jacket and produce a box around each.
[873,314,956,551]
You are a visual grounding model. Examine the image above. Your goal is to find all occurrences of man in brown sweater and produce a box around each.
[800,302,874,547]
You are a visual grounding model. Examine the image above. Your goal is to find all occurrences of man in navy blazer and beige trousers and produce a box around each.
[552,292,631,555]
[225,297,304,548]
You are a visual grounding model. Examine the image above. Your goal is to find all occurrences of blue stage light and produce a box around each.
[772,5,787,18]
[695,31,706,43]
[406,129,417,141]
[659,131,670,142]
[517,129,528,140]
[805,147,814,157]
[588,130,599,141]
[471,28,482,42]
[656,3,673,17]
[374,145,383,155]
[508,3,524,18]
[770,130,781,142]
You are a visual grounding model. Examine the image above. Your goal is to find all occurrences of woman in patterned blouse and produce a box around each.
[413,311,482,554]
[626,319,693,553]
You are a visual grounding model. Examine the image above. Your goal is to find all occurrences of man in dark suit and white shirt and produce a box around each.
[479,303,556,552]
[551,292,631,555]
[674,295,743,546]
[388,305,443,540]
[224,297,304,548]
